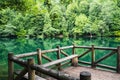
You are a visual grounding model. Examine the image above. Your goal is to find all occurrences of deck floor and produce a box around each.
[62,66,120,80]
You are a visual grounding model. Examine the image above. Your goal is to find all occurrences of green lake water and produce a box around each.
[0,37,120,80]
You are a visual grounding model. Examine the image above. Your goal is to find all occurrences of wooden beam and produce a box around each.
[41,55,78,67]
[72,44,75,54]
[91,45,95,68]
[96,64,116,71]
[51,61,70,69]
[60,46,73,50]
[37,49,42,65]
[117,46,120,73]
[78,60,91,65]
[78,49,91,58]
[94,47,117,50]
[31,65,78,80]
[75,46,117,50]
[15,46,73,58]
[15,46,117,58]
[11,56,27,67]
[8,53,14,80]
[42,54,53,62]
[71,56,78,67]
[95,51,116,64]
[57,46,61,70]
[14,70,46,80]
[28,58,35,80]
[14,68,27,80]
[61,50,69,57]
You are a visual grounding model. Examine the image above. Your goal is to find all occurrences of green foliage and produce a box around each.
[0,0,120,37]
[78,0,89,16]
[114,31,120,36]
[73,14,90,35]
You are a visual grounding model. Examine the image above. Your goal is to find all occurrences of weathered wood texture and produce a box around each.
[8,53,14,80]
[14,70,46,80]
[11,56,78,80]
[95,51,116,64]
[31,65,78,80]
[14,68,27,80]
[9,45,120,80]
[57,46,61,70]
[15,46,73,58]
[78,49,91,58]
[28,58,35,80]
[37,49,42,65]
[91,45,95,68]
[41,55,78,67]
[117,46,120,73]
[61,50,69,56]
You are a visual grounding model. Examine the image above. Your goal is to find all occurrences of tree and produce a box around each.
[78,0,89,16]
[66,2,79,35]
[73,14,90,36]
[89,1,101,21]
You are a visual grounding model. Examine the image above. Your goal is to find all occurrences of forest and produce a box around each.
[0,0,120,38]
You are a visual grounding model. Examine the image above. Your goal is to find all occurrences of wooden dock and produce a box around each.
[8,45,120,80]
[63,66,120,80]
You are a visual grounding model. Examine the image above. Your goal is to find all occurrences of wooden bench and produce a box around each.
[41,54,78,67]
[14,70,46,80]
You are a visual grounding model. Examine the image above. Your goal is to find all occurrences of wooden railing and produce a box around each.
[8,44,120,80]
[76,45,119,72]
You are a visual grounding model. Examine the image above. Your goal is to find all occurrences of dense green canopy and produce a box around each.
[0,0,120,38]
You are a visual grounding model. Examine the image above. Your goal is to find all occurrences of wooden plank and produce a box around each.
[14,71,46,80]
[75,46,117,50]
[57,46,61,70]
[42,55,78,67]
[8,53,14,80]
[61,50,69,56]
[117,46,120,73]
[15,46,117,58]
[51,61,70,69]
[72,44,75,54]
[11,56,27,67]
[32,65,78,80]
[37,49,42,65]
[14,68,27,80]
[91,45,95,68]
[60,46,73,50]
[15,46,73,58]
[15,52,37,58]
[78,60,91,65]
[95,51,116,64]
[94,47,117,50]
[75,46,91,49]
[78,49,91,58]
[96,64,116,71]
[28,58,35,80]
[42,54,53,62]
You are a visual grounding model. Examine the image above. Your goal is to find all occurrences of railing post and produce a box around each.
[117,46,120,73]
[72,44,75,54]
[28,58,35,80]
[57,46,61,70]
[71,56,78,67]
[80,71,91,80]
[8,53,14,80]
[37,48,42,65]
[91,45,95,68]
